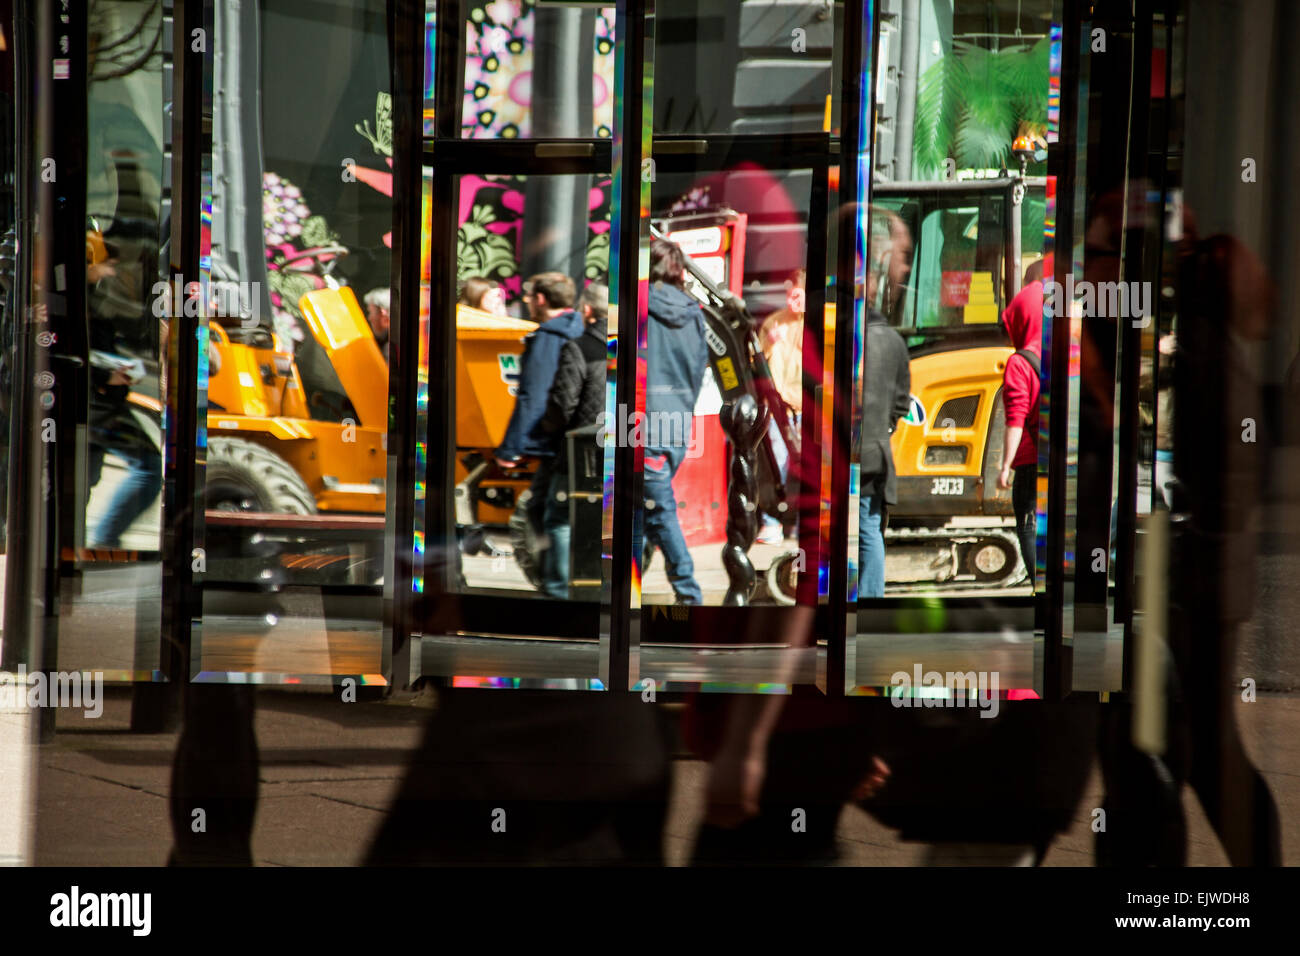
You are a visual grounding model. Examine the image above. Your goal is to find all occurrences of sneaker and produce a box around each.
[756,523,784,546]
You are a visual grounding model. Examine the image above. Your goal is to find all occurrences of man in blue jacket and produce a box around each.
[645,239,709,604]
[496,272,584,552]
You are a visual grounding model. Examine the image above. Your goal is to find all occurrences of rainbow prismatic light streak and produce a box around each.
[845,0,876,602]
[423,7,436,136]
[412,169,433,593]
[1036,175,1056,593]
[1034,22,1065,594]
[606,2,653,610]
[1047,23,1061,143]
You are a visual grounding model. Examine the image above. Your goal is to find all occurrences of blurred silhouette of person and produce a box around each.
[85,197,162,551]
[1095,187,1283,863]
[858,212,911,598]
[367,686,672,865]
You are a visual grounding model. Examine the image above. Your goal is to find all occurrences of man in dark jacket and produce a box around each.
[645,240,708,604]
[86,218,162,549]
[858,220,912,598]
[496,272,584,548]
[538,283,609,599]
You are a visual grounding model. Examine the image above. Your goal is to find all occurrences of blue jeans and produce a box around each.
[541,468,570,599]
[87,424,162,548]
[761,413,793,536]
[644,449,702,604]
[857,490,885,599]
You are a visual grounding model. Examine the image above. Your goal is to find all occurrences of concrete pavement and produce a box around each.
[24,685,1298,866]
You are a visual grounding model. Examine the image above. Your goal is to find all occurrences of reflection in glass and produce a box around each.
[653,0,841,136]
[59,2,167,681]
[191,0,391,683]
[448,173,611,599]
[849,0,1053,695]
[640,166,814,607]
[461,2,616,139]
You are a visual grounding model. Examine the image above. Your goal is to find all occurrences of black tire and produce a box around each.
[206,436,316,514]
[765,550,800,606]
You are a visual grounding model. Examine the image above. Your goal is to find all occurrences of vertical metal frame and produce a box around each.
[410,0,617,687]
[417,0,462,618]
[1113,7,1156,674]
[385,0,426,690]
[1,2,72,716]
[605,0,651,693]
[829,0,877,696]
[405,2,879,693]
[164,0,211,689]
[1043,0,1084,700]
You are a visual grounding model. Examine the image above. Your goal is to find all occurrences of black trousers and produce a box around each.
[1012,462,1037,586]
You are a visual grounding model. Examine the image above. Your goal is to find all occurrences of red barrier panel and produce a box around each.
[672,414,729,548]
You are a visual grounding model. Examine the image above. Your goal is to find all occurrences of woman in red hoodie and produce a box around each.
[996,269,1044,588]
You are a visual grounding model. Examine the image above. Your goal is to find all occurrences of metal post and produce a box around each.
[606,0,651,693]
[385,0,423,692]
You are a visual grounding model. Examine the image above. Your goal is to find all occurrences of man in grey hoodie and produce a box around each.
[644,240,709,604]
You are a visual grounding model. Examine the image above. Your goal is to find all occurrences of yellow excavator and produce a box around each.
[869,176,1047,589]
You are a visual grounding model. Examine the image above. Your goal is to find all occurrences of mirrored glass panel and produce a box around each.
[59,1,167,683]
[460,1,617,139]
[652,0,842,137]
[191,0,392,685]
[850,0,1055,698]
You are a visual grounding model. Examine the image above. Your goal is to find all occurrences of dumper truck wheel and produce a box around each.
[207,436,317,514]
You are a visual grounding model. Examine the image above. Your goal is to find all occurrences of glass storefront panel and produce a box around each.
[55,0,168,683]
[438,170,611,600]
[191,0,392,685]
[849,0,1056,697]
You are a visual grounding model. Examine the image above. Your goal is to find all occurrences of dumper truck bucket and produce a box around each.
[455,306,537,450]
[298,286,389,429]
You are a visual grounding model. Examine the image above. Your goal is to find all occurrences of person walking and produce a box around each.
[538,283,609,599]
[644,239,708,604]
[495,272,585,570]
[995,272,1044,586]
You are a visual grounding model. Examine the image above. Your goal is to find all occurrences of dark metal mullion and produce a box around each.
[421,203,458,606]
[827,0,873,696]
[435,0,464,141]
[420,140,611,177]
[414,0,463,636]
[1044,0,1083,702]
[147,0,209,727]
[384,0,423,691]
[801,159,832,688]
[607,0,651,694]
[1114,9,1156,684]
[649,135,834,174]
